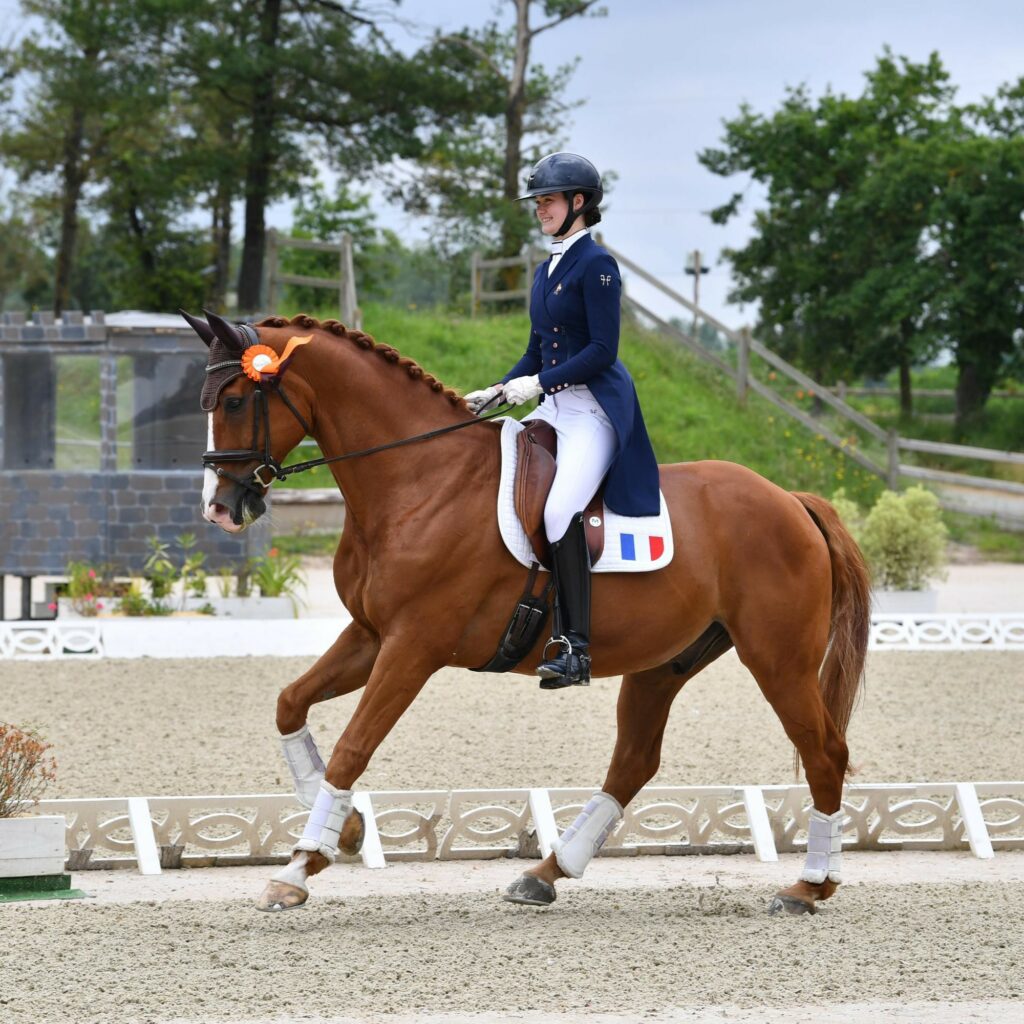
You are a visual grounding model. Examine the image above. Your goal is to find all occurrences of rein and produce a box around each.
[202,350,511,494]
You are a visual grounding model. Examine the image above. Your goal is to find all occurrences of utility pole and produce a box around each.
[684,249,710,340]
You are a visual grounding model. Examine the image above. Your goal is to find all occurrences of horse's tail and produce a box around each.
[792,492,871,746]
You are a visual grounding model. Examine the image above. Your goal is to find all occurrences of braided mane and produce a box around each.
[256,313,465,408]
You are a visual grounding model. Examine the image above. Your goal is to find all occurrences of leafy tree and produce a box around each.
[935,84,1024,426]
[398,0,604,257]
[0,200,52,309]
[0,0,180,314]
[174,0,497,312]
[700,52,956,412]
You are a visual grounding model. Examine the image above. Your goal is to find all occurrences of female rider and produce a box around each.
[465,152,661,690]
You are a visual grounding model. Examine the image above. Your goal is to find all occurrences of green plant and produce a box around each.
[119,583,149,617]
[63,561,113,616]
[143,537,176,599]
[216,567,235,598]
[857,486,949,591]
[177,533,208,604]
[0,724,57,818]
[251,547,305,601]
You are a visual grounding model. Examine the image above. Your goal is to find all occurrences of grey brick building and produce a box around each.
[0,312,267,617]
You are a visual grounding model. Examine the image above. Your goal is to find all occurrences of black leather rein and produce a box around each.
[202,364,510,496]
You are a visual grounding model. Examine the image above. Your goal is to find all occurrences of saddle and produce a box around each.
[514,421,605,568]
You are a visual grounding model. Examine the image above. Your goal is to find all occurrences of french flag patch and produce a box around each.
[620,533,665,561]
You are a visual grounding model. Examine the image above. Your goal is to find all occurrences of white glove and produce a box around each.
[463,384,503,414]
[504,375,542,406]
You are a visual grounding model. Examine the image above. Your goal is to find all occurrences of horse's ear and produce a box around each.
[202,307,249,352]
[179,308,216,347]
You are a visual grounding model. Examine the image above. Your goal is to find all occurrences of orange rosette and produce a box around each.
[241,335,312,381]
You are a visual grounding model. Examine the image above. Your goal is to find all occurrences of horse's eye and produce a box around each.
[224,395,244,412]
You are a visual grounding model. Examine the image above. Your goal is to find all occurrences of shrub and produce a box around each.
[64,561,110,616]
[857,486,949,591]
[0,724,57,817]
[252,547,305,602]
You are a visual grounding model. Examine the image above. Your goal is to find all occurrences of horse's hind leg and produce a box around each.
[734,624,848,916]
[506,627,733,907]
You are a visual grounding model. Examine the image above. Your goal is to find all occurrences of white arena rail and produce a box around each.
[2,613,1023,659]
[26,780,1024,875]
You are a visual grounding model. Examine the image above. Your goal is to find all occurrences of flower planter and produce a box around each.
[0,815,66,878]
[58,596,295,619]
[208,596,295,619]
[872,589,939,615]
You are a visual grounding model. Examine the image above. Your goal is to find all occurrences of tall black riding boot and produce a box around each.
[537,512,592,689]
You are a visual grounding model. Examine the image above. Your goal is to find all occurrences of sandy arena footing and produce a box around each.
[2,651,1022,1022]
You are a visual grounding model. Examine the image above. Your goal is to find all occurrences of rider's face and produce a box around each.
[535,192,584,238]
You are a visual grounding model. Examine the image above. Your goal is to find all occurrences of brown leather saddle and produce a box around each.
[514,421,605,569]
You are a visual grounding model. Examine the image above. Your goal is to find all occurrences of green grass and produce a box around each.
[271,534,339,557]
[944,512,1024,562]
[274,302,883,507]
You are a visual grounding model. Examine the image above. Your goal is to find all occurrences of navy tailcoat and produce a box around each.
[501,232,661,517]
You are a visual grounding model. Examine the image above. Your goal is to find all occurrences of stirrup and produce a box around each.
[537,635,591,689]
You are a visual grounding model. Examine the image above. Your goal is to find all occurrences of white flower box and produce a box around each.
[0,815,66,878]
[872,589,939,614]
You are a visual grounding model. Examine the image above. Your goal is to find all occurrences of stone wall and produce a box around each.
[0,311,265,577]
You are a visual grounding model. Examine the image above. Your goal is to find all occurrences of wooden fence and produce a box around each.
[604,242,1024,525]
[469,250,547,314]
[265,229,360,327]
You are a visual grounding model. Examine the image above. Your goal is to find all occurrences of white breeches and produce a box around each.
[525,384,617,541]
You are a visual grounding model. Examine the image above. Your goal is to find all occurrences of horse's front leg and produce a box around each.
[257,635,439,912]
[275,620,380,808]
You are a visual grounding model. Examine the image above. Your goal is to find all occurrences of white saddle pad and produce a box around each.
[496,417,674,574]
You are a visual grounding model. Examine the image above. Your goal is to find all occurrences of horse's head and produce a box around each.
[181,309,315,533]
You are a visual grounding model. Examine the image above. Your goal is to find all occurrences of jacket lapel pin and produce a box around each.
[555,283,562,294]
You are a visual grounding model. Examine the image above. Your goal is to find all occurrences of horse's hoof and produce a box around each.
[502,874,556,907]
[255,880,309,913]
[768,893,817,916]
[339,808,365,856]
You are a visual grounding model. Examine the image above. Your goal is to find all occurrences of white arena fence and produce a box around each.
[24,781,1024,875]
[2,613,1023,659]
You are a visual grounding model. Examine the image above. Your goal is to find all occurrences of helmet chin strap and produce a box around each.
[555,191,584,237]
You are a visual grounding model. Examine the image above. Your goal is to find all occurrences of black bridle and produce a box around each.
[202,338,511,498]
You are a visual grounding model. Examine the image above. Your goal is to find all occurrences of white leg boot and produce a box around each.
[280,724,326,809]
[800,806,844,884]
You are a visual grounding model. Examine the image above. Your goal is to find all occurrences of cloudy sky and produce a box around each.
[3,0,1020,326]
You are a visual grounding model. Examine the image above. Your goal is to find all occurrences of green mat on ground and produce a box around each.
[0,874,90,902]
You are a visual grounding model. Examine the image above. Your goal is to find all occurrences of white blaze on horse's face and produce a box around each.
[203,412,240,532]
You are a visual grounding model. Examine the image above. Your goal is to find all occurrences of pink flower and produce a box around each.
[87,569,96,579]
[97,602,104,610]
[85,593,94,601]
[47,602,57,612]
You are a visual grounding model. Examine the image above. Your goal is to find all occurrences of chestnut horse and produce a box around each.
[185,310,870,916]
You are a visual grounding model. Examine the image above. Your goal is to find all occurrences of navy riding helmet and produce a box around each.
[518,152,603,236]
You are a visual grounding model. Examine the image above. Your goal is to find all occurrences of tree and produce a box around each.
[399,0,604,257]
[177,0,496,312]
[700,52,957,412]
[0,0,180,314]
[926,125,1024,426]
